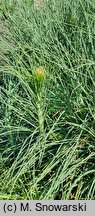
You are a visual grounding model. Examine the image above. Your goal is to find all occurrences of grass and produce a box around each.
[0,0,95,199]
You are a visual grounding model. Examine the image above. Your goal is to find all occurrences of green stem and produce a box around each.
[36,94,44,136]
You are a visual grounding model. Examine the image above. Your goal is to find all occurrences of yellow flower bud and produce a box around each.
[34,67,45,79]
[8,0,13,10]
[33,67,46,93]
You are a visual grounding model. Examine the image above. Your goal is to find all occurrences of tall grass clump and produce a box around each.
[0,0,95,199]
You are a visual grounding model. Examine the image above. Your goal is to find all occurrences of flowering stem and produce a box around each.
[36,92,45,164]
[33,67,46,139]
[36,93,44,136]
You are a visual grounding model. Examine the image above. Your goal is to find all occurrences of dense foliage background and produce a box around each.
[0,0,95,199]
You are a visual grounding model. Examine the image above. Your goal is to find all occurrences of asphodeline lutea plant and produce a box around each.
[33,66,46,140]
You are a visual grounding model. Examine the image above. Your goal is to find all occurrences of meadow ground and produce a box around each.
[0,0,95,199]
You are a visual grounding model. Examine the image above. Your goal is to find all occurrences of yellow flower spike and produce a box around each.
[8,0,13,9]
[34,66,45,79]
[33,66,46,93]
